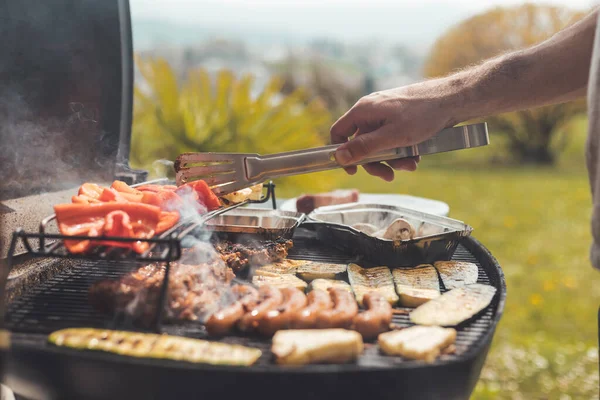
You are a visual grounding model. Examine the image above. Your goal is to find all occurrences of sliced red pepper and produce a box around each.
[72,194,102,204]
[135,184,177,193]
[156,211,180,234]
[140,190,183,211]
[176,180,221,211]
[110,181,144,202]
[78,183,104,199]
[98,188,129,203]
[54,202,162,254]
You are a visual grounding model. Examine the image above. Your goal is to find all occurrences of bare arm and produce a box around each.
[331,8,598,180]
[445,8,597,124]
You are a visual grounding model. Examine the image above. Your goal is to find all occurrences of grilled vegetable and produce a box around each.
[392,265,440,307]
[433,261,479,289]
[271,329,364,365]
[347,263,398,306]
[378,326,456,363]
[254,260,308,276]
[48,328,262,366]
[252,274,308,291]
[410,283,496,326]
[296,262,347,282]
[308,278,352,293]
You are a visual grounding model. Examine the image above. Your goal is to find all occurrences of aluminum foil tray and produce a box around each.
[204,208,306,242]
[304,203,473,267]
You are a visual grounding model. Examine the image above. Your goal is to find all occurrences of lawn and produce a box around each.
[276,117,600,399]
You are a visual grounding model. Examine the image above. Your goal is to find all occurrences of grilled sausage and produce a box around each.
[205,285,259,336]
[352,292,393,340]
[257,287,308,336]
[238,285,283,332]
[315,288,359,329]
[291,289,333,329]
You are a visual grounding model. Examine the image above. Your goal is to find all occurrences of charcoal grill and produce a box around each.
[0,1,506,399]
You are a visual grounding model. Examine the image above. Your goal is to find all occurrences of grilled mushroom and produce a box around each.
[378,218,415,241]
[351,223,379,235]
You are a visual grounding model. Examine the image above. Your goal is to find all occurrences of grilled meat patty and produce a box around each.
[213,239,293,273]
[88,262,235,326]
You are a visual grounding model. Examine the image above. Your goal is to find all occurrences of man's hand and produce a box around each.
[330,85,455,181]
[331,8,597,182]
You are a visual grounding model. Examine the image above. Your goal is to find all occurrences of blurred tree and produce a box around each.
[131,56,333,191]
[424,4,586,165]
[278,56,362,120]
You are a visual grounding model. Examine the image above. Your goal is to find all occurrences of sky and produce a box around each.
[130,0,597,44]
[129,0,598,52]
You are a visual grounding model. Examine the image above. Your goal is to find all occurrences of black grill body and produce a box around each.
[4,232,506,400]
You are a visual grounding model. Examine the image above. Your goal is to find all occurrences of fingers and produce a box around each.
[362,162,394,182]
[340,157,420,180]
[334,124,396,165]
[387,156,420,171]
[330,108,358,145]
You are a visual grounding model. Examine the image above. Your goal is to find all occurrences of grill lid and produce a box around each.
[0,0,144,203]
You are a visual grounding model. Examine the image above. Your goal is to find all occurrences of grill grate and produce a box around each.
[6,231,501,369]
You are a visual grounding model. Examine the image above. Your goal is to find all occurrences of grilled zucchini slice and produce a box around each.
[410,283,496,326]
[48,328,262,366]
[392,265,440,307]
[252,273,308,291]
[347,263,398,306]
[296,262,347,282]
[308,278,352,293]
[254,259,308,276]
[433,261,479,289]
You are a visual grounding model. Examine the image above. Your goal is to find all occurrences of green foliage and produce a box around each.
[130,56,334,192]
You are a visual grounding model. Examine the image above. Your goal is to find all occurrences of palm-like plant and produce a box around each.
[131,56,335,192]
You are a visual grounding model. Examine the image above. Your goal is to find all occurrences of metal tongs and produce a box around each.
[175,122,489,196]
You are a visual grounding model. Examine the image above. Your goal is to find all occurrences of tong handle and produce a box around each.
[245,123,488,181]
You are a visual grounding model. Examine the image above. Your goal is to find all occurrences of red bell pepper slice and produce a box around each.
[156,211,180,234]
[110,181,144,202]
[176,180,221,211]
[54,202,162,254]
[135,184,177,193]
[78,183,104,199]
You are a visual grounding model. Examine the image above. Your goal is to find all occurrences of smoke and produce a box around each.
[152,159,176,180]
[114,184,237,327]
[0,1,127,201]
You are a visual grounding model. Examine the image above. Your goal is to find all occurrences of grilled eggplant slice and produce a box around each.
[392,265,441,307]
[378,326,456,363]
[410,283,496,326]
[347,263,398,306]
[254,259,308,276]
[296,262,347,282]
[308,278,352,293]
[252,274,308,291]
[48,328,262,366]
[433,261,479,289]
[272,329,364,365]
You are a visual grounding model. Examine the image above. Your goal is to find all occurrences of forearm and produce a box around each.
[423,8,598,125]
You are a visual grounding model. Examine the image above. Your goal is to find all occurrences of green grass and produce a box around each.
[278,116,600,399]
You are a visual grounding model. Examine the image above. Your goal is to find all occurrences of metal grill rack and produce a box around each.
[3,181,277,331]
[5,231,503,369]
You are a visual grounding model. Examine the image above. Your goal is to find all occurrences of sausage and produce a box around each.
[352,292,393,340]
[296,189,359,214]
[205,285,259,336]
[257,287,307,336]
[315,287,359,329]
[291,289,333,329]
[238,285,283,332]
